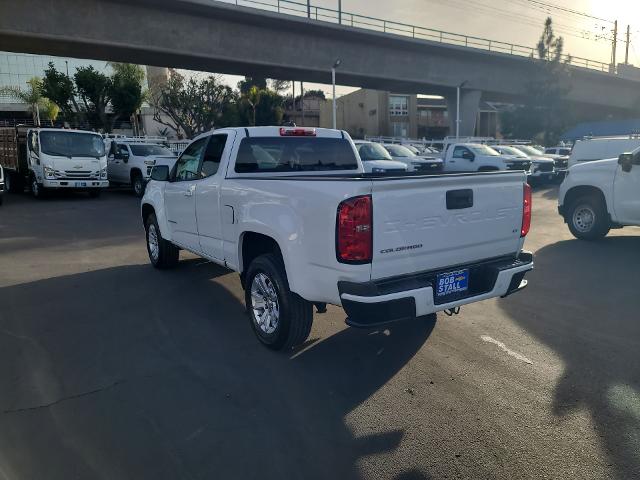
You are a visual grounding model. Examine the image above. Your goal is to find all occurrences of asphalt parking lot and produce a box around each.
[0,186,638,480]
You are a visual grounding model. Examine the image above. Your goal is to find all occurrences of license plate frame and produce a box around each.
[435,268,470,302]
[74,181,87,188]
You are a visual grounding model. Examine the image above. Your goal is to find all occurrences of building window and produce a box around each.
[389,95,408,116]
[391,122,408,138]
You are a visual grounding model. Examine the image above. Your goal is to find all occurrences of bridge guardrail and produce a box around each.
[224,0,610,74]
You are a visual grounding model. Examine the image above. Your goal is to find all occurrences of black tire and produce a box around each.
[566,195,610,240]
[132,172,145,198]
[244,253,313,350]
[89,190,101,198]
[30,175,46,199]
[145,213,179,268]
[6,172,23,194]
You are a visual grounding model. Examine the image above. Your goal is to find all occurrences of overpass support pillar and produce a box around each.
[446,89,482,138]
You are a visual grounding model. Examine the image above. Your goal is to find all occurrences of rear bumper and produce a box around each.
[43,179,109,189]
[339,251,533,328]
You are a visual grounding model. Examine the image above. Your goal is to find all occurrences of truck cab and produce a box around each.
[558,147,640,239]
[106,138,177,197]
[25,128,108,198]
[442,142,531,173]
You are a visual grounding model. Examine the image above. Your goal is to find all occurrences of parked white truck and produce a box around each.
[142,126,533,350]
[105,137,177,197]
[558,148,640,239]
[0,127,108,198]
[441,142,532,173]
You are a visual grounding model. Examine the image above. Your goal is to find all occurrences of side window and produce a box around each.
[173,138,207,181]
[200,134,228,178]
[28,131,39,154]
[452,146,467,159]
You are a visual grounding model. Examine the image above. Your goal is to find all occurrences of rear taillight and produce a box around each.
[336,195,372,264]
[521,183,532,237]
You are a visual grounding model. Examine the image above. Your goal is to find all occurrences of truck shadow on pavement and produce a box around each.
[0,259,435,480]
[499,236,640,479]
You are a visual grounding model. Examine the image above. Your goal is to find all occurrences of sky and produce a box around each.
[210,0,640,98]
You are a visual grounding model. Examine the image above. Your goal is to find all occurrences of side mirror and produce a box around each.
[121,152,130,163]
[150,165,170,182]
[618,153,633,173]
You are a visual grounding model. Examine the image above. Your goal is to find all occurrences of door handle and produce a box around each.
[184,185,195,197]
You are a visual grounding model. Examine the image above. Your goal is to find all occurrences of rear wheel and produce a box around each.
[566,195,610,240]
[245,254,313,350]
[145,213,179,268]
[132,172,145,198]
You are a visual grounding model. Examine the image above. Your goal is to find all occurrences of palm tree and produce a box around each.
[243,86,262,126]
[41,98,60,126]
[0,77,44,126]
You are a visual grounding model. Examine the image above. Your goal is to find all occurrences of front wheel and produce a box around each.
[145,213,179,268]
[566,196,610,240]
[132,173,145,198]
[31,176,45,199]
[245,254,313,350]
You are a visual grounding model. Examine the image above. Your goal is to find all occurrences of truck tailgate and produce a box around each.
[370,172,526,280]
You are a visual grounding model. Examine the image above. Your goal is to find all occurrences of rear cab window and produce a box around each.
[234,137,358,173]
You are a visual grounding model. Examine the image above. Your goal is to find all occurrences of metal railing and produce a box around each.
[226,0,610,73]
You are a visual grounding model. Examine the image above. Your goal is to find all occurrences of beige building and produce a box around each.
[320,89,499,140]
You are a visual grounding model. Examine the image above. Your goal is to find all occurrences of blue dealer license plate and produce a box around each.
[435,269,469,299]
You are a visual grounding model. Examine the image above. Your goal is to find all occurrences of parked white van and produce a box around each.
[568,136,640,168]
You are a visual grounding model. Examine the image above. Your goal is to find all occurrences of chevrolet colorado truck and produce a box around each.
[558,148,640,239]
[142,127,533,350]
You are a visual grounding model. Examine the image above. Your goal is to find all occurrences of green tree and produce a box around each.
[74,66,112,131]
[151,70,236,138]
[270,79,291,94]
[238,77,267,95]
[243,86,262,126]
[41,62,80,122]
[500,17,572,145]
[0,77,44,126]
[109,63,147,135]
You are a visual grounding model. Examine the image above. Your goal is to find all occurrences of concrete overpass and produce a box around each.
[1,0,639,135]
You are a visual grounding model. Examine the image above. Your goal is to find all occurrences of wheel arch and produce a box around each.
[238,231,286,289]
[563,185,610,218]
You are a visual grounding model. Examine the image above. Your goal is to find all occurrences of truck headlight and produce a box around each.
[44,165,55,179]
[144,159,156,166]
[100,167,108,179]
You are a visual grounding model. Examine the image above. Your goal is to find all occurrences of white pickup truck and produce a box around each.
[142,127,533,350]
[558,148,640,239]
[441,143,532,173]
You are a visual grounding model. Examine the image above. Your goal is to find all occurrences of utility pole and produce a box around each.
[625,24,631,65]
[292,81,296,124]
[338,0,341,24]
[300,82,305,126]
[611,20,618,72]
[307,0,310,18]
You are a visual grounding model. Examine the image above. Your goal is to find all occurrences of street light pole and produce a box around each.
[332,59,341,129]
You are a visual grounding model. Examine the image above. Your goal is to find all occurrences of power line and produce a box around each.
[427,0,615,43]
[517,0,613,24]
